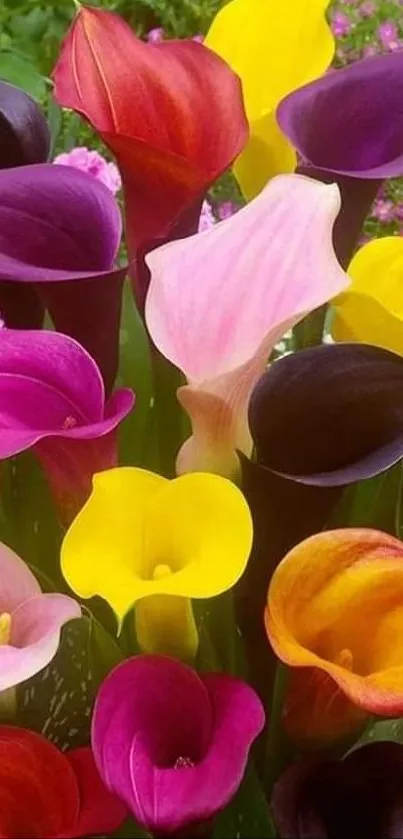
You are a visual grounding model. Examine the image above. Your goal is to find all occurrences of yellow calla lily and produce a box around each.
[205,0,335,199]
[61,467,253,660]
[332,237,403,356]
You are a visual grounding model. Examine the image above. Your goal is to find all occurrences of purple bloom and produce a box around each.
[0,329,134,523]
[0,80,49,168]
[53,147,121,195]
[146,27,164,43]
[0,163,126,391]
[378,21,398,46]
[272,742,403,838]
[217,200,239,221]
[331,12,351,37]
[359,1,376,17]
[92,655,264,836]
[0,541,80,691]
[198,199,216,231]
[277,51,403,265]
[371,197,396,221]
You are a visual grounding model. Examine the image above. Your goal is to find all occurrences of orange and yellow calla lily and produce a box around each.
[205,0,334,199]
[61,467,252,661]
[332,237,403,356]
[266,529,403,744]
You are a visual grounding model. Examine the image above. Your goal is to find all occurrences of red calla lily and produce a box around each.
[52,6,248,308]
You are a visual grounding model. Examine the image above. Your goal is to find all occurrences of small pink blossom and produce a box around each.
[363,44,378,58]
[198,200,216,231]
[378,21,398,46]
[146,27,165,43]
[331,12,352,38]
[192,34,204,43]
[217,201,239,221]
[371,198,396,222]
[54,147,121,195]
[359,2,376,18]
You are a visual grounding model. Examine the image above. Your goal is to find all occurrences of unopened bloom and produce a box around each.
[61,468,252,660]
[0,726,126,837]
[266,529,403,745]
[54,147,121,194]
[0,79,49,168]
[146,174,348,478]
[92,655,265,836]
[0,541,80,692]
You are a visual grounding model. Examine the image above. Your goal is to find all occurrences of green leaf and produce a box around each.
[117,280,156,468]
[0,51,47,99]
[213,765,276,838]
[353,717,403,749]
[47,95,62,158]
[328,463,403,534]
[18,615,124,750]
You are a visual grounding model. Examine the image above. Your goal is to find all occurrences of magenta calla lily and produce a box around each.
[0,163,125,391]
[0,329,134,522]
[92,655,264,836]
[145,173,349,477]
[0,541,80,692]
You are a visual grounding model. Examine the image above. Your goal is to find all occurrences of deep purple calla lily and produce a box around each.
[277,53,403,265]
[239,343,403,696]
[272,742,403,839]
[0,80,50,169]
[0,329,134,523]
[92,655,264,836]
[0,163,125,391]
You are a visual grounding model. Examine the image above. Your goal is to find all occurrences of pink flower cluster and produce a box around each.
[54,147,121,195]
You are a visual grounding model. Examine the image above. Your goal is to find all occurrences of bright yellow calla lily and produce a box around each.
[332,237,403,356]
[61,467,253,659]
[205,0,335,199]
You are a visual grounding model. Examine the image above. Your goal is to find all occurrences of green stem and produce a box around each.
[293,305,328,350]
[264,663,290,795]
[151,349,189,478]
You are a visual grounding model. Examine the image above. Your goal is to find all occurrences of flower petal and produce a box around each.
[61,469,252,622]
[64,748,128,838]
[266,528,403,717]
[332,237,403,354]
[92,656,264,835]
[0,594,81,692]
[0,542,40,613]
[146,174,348,383]
[53,5,248,300]
[205,0,334,198]
[0,163,123,388]
[277,52,403,178]
[0,80,50,168]
[0,727,80,837]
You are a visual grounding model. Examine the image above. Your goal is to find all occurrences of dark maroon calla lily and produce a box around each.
[239,343,403,695]
[0,329,134,523]
[272,742,403,839]
[0,163,125,391]
[52,6,248,310]
[0,79,50,169]
[277,53,403,265]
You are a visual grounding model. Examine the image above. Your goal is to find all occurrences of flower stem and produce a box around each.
[151,349,189,478]
[264,663,290,796]
[293,305,327,350]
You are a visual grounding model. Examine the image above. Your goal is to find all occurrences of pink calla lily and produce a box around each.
[145,174,350,477]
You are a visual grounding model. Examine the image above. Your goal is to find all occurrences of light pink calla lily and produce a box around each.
[0,542,80,692]
[145,174,350,477]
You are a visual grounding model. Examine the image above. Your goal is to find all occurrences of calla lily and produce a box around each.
[205,0,334,200]
[266,529,403,745]
[92,655,265,836]
[272,742,403,839]
[52,5,248,309]
[277,52,403,266]
[0,541,80,692]
[0,726,127,837]
[332,237,403,355]
[0,329,134,524]
[239,343,403,698]
[0,80,50,169]
[61,468,252,660]
[0,163,125,391]
[145,174,349,478]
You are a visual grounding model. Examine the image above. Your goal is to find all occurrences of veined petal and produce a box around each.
[0,542,40,613]
[61,468,252,623]
[332,237,403,353]
[205,0,334,197]
[277,52,403,178]
[266,529,403,719]
[146,174,348,383]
